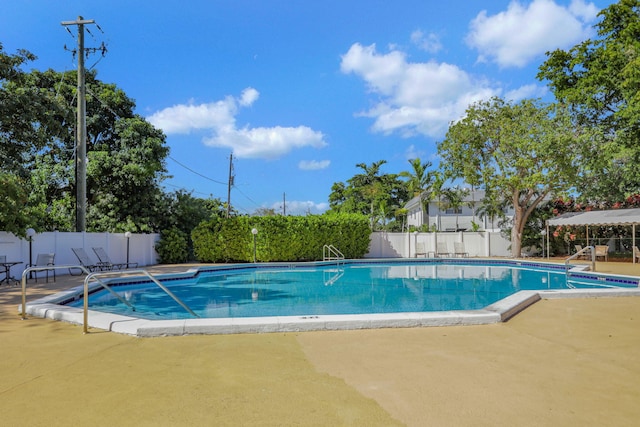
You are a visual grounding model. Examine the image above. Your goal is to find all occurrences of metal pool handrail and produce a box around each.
[83,269,199,334]
[21,265,96,319]
[565,245,596,274]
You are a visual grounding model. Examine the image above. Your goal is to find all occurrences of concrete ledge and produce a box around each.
[20,266,640,337]
[485,291,542,321]
[539,288,640,299]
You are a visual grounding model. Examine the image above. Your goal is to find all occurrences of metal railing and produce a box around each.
[565,245,596,274]
[21,265,93,320]
[19,266,198,334]
[82,269,199,333]
[322,245,344,261]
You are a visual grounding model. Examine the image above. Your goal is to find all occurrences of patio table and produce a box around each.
[0,261,22,286]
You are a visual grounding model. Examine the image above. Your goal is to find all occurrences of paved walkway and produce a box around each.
[1,261,640,426]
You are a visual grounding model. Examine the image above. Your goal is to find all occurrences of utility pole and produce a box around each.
[226,153,234,218]
[61,16,103,232]
[283,193,286,216]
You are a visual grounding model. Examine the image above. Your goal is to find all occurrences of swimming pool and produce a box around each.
[25,259,640,336]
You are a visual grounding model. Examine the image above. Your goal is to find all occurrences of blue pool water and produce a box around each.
[67,261,638,321]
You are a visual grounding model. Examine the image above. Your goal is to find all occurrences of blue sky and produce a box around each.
[2,0,614,214]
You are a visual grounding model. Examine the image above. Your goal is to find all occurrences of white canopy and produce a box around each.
[547,208,640,227]
[546,208,640,263]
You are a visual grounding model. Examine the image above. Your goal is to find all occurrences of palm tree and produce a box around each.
[426,171,446,231]
[400,158,434,228]
[400,158,433,196]
[354,160,387,229]
[476,187,507,230]
[441,187,470,230]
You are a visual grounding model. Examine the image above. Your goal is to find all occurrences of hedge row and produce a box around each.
[192,214,371,263]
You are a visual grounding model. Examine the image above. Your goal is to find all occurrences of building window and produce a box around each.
[445,207,462,214]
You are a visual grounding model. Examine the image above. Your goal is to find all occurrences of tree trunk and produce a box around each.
[511,195,524,258]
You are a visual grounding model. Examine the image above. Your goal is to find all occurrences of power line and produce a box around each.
[163,183,214,197]
[168,155,227,185]
[233,186,262,210]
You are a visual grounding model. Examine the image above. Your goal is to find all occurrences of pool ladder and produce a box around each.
[323,245,344,262]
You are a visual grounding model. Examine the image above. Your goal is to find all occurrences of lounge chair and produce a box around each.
[436,242,450,257]
[70,247,109,275]
[454,242,468,258]
[27,253,56,283]
[594,245,609,262]
[415,242,427,258]
[92,247,132,270]
[574,245,591,260]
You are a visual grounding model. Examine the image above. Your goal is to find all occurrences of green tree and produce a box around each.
[1,45,67,177]
[399,158,433,222]
[537,0,640,201]
[0,173,32,236]
[328,161,408,230]
[475,186,508,230]
[254,207,278,216]
[441,187,469,231]
[438,97,580,257]
[426,171,447,231]
[3,65,171,232]
[87,116,169,232]
[400,158,433,197]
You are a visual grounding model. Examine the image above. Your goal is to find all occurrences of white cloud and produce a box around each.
[239,87,259,106]
[147,97,237,134]
[268,200,329,215]
[466,0,599,68]
[341,43,503,138]
[505,83,547,101]
[410,30,443,53]
[206,126,326,159]
[299,160,330,170]
[569,0,599,22]
[148,88,327,159]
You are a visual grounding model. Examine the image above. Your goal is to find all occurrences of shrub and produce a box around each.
[155,227,189,263]
[192,213,371,263]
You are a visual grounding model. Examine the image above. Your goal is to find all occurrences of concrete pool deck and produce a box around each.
[2,260,640,426]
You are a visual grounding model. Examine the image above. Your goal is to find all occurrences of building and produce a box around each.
[404,189,515,232]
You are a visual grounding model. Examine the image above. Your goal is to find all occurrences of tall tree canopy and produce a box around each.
[0,44,171,232]
[438,97,581,257]
[537,0,640,201]
[328,160,408,230]
[399,158,434,221]
[0,44,66,177]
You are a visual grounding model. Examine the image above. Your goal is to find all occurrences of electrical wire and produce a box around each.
[58,45,264,212]
[233,185,262,209]
[168,156,227,186]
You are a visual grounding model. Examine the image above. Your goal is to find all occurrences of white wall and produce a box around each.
[365,231,512,258]
[0,231,159,278]
[0,230,512,280]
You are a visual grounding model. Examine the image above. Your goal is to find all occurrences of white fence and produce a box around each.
[0,231,159,278]
[0,230,511,280]
[365,231,512,258]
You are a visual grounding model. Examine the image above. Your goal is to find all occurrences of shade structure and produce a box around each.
[546,208,640,263]
[547,208,640,227]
